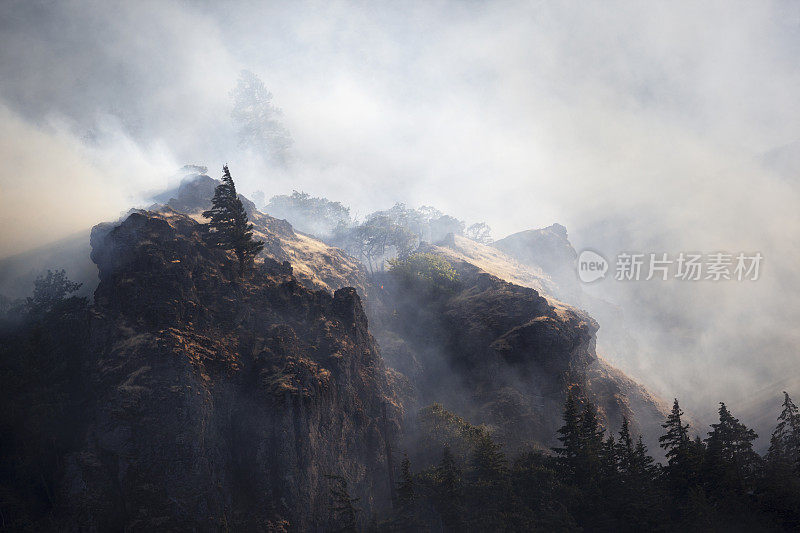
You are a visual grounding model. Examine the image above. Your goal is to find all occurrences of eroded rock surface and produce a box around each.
[66,211,399,530]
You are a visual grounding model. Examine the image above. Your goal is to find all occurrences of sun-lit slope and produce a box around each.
[426,234,584,322]
[418,233,672,454]
[429,234,556,297]
[161,174,368,295]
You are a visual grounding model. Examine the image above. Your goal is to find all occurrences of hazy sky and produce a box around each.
[1,0,799,432]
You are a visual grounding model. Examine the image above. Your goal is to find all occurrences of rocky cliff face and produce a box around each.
[0,174,676,528]
[370,254,659,455]
[60,210,398,530]
[364,232,671,458]
[492,223,579,301]
[489,224,671,453]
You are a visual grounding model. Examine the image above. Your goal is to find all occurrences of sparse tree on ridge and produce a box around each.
[266,190,352,237]
[465,222,493,244]
[343,215,417,274]
[202,165,264,276]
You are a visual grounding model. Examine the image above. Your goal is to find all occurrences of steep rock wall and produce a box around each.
[62,211,398,530]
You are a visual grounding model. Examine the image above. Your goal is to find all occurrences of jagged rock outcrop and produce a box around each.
[371,257,598,454]
[489,224,627,340]
[153,172,258,216]
[370,235,670,456]
[492,223,580,301]
[60,210,399,530]
[488,224,672,453]
[0,173,369,303]
[154,173,369,297]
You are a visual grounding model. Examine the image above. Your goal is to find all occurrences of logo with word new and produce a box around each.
[577,250,608,283]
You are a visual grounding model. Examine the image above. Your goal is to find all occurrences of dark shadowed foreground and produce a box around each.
[1,210,398,530]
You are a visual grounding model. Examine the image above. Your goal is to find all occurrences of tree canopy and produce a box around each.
[384,393,800,531]
[202,165,264,276]
[27,269,83,313]
[231,70,292,165]
[388,253,460,292]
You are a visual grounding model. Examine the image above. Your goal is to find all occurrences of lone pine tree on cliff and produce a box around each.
[202,165,264,275]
